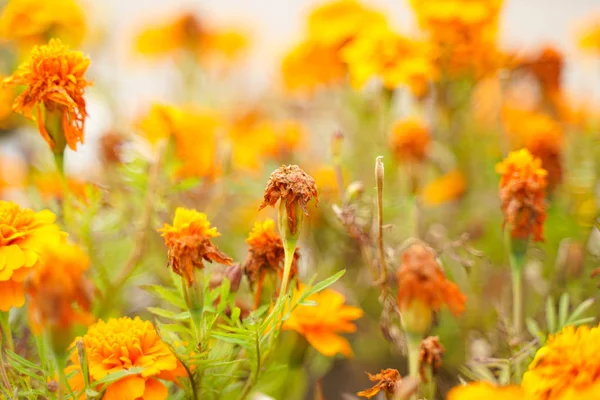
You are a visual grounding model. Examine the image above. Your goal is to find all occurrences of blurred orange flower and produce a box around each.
[519,46,563,100]
[496,149,547,241]
[283,283,363,358]
[397,242,465,333]
[26,242,93,334]
[33,172,96,204]
[390,118,431,163]
[342,28,437,95]
[0,0,86,49]
[243,219,299,308]
[523,324,600,399]
[4,39,91,151]
[421,170,466,206]
[447,381,524,399]
[158,207,233,285]
[0,201,64,311]
[67,317,187,400]
[136,103,177,146]
[578,17,600,54]
[357,369,402,399]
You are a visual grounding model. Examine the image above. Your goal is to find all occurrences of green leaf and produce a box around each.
[546,297,556,333]
[94,367,145,389]
[309,270,346,295]
[147,307,190,321]
[568,317,596,327]
[140,285,186,309]
[558,293,570,328]
[526,318,544,341]
[566,299,595,324]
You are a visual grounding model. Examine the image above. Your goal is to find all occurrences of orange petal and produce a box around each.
[103,375,146,400]
[304,330,354,358]
[0,280,24,311]
[142,378,169,400]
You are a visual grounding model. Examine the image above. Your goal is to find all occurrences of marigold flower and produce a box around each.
[397,242,466,332]
[495,149,547,241]
[419,336,444,382]
[33,172,96,204]
[243,219,300,308]
[357,368,402,399]
[0,0,86,48]
[421,170,466,206]
[522,324,600,399]
[158,208,233,285]
[26,242,93,335]
[67,317,187,400]
[0,201,64,311]
[447,381,524,400]
[518,46,563,98]
[283,283,363,358]
[342,28,437,96]
[4,38,91,151]
[259,165,318,235]
[578,17,600,54]
[390,118,431,163]
[136,103,177,146]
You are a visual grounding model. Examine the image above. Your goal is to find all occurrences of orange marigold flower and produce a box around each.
[421,170,466,206]
[283,283,363,358]
[397,242,466,325]
[0,201,64,311]
[522,324,600,400]
[158,208,233,285]
[0,0,86,48]
[26,242,93,335]
[33,172,96,204]
[390,118,431,163]
[447,381,524,400]
[578,16,600,54]
[495,149,547,241]
[67,317,187,400]
[357,368,402,399]
[136,103,177,146]
[419,336,445,382]
[341,28,437,96]
[259,165,318,235]
[518,46,563,98]
[4,38,91,151]
[243,219,300,308]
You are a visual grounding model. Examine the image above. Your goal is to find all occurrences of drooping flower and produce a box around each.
[0,201,64,311]
[357,369,402,399]
[243,219,300,308]
[0,0,86,49]
[158,208,233,285]
[447,381,524,400]
[397,242,465,334]
[419,336,444,382]
[420,170,466,206]
[495,149,547,241]
[259,165,318,235]
[4,38,91,151]
[67,317,187,400]
[522,324,600,399]
[26,242,93,335]
[341,28,437,96]
[283,283,363,358]
[390,117,431,163]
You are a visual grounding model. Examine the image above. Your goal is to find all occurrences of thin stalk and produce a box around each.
[0,312,13,352]
[406,333,421,380]
[511,266,523,339]
[421,366,435,400]
[375,157,388,283]
[278,238,297,301]
[55,353,76,399]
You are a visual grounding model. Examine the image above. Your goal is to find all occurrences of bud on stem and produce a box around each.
[182,269,205,348]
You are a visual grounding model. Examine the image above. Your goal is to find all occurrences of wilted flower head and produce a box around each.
[357,369,402,399]
[390,117,431,163]
[243,219,299,308]
[519,46,563,98]
[522,324,600,399]
[0,201,64,311]
[283,283,363,358]
[67,317,186,400]
[397,242,466,333]
[259,165,318,235]
[26,242,93,336]
[0,0,86,48]
[158,208,233,285]
[4,38,91,151]
[447,381,524,399]
[419,336,445,382]
[495,149,547,241]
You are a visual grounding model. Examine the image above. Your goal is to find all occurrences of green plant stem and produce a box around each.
[55,353,76,399]
[406,333,421,400]
[0,312,13,352]
[511,266,523,339]
[421,366,435,400]
[278,238,297,301]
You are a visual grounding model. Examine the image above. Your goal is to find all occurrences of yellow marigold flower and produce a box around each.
[67,317,187,400]
[0,78,17,130]
[496,149,547,241]
[26,242,93,335]
[357,368,402,399]
[447,381,524,399]
[578,17,600,54]
[342,28,436,95]
[243,219,299,308]
[158,208,233,285]
[397,242,465,334]
[307,0,387,48]
[259,165,319,235]
[522,324,600,400]
[136,103,177,146]
[421,170,466,206]
[0,201,64,311]
[281,39,347,95]
[283,282,363,358]
[0,0,86,49]
[4,38,91,151]
[390,117,431,163]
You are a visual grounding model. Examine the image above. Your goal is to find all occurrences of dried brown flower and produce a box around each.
[259,164,318,234]
[357,368,402,399]
[419,336,445,382]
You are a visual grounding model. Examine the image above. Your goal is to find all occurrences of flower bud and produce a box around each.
[225,264,243,292]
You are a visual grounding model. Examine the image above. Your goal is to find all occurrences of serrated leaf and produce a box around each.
[140,284,186,309]
[309,270,346,295]
[148,307,190,321]
[546,297,556,333]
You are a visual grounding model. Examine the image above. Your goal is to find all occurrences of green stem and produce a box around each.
[511,267,523,338]
[406,333,421,400]
[55,353,76,399]
[421,366,435,400]
[182,272,205,349]
[0,312,13,352]
[278,238,297,301]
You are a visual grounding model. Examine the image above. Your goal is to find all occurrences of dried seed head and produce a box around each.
[357,368,402,399]
[419,336,445,382]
